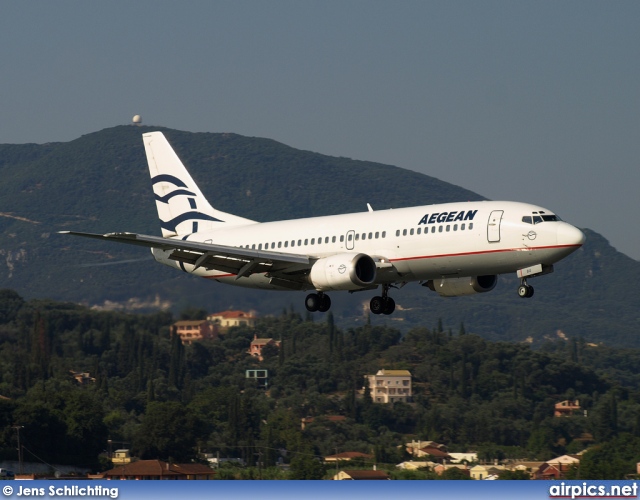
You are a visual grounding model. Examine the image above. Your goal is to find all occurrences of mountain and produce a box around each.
[0,126,638,346]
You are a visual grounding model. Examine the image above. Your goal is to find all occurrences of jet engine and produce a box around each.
[309,253,376,291]
[425,275,497,297]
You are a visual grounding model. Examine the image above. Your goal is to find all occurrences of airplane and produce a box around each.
[60,131,586,315]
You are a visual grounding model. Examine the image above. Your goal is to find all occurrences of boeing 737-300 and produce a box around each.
[60,131,586,315]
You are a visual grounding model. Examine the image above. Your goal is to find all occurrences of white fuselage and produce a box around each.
[151,200,585,291]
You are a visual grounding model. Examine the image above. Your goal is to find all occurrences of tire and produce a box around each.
[518,285,529,298]
[305,293,319,312]
[318,294,331,312]
[382,297,396,315]
[370,296,384,315]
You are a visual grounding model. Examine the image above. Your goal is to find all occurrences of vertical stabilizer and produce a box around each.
[143,132,255,237]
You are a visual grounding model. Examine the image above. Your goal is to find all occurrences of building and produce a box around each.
[470,464,505,480]
[301,415,346,431]
[433,464,470,477]
[534,455,580,480]
[324,451,373,463]
[246,369,269,389]
[111,449,135,465]
[104,460,215,480]
[207,310,256,332]
[333,470,390,480]
[248,334,280,361]
[70,371,95,385]
[406,441,447,457]
[172,320,215,345]
[554,400,582,417]
[364,369,412,403]
[396,461,434,470]
[449,452,478,464]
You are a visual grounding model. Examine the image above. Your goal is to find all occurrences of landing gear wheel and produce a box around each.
[518,285,534,298]
[305,293,331,312]
[382,297,395,315]
[305,293,320,312]
[370,296,385,315]
[318,293,331,312]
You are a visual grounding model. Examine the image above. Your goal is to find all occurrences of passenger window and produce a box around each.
[469,223,474,230]
[311,238,315,245]
[284,241,288,248]
[461,223,465,230]
[382,231,386,238]
[375,232,379,239]
[410,228,414,235]
[271,242,275,249]
[396,230,400,237]
[368,232,372,239]
[340,235,344,242]
[258,244,262,250]
[332,236,336,243]
[431,227,435,233]
[347,234,352,241]
[438,226,443,233]
[417,228,421,235]
[453,224,458,231]
[304,239,308,245]
[252,244,256,249]
[298,239,302,246]
[403,229,407,236]
[446,225,450,232]
[361,233,366,240]
[277,242,281,248]
[325,237,329,244]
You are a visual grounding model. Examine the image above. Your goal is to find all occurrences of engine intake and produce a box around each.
[426,275,497,297]
[309,253,377,291]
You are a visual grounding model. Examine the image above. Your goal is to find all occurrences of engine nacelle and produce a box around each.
[426,275,497,297]
[309,253,377,291]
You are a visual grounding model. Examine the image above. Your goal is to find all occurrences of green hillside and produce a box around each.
[0,126,638,346]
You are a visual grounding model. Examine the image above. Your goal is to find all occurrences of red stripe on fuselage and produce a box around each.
[389,244,582,263]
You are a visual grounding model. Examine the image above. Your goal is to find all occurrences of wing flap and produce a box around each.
[59,231,311,278]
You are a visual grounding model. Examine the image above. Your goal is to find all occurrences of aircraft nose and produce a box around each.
[557,223,586,247]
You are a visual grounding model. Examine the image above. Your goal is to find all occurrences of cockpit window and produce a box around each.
[523,214,561,224]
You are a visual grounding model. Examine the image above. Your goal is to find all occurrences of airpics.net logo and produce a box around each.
[549,482,638,499]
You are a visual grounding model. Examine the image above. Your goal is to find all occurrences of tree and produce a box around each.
[289,446,326,479]
[134,401,205,462]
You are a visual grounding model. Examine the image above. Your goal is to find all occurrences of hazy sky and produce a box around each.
[2,1,639,259]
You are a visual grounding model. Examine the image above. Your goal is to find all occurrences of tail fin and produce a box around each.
[143,132,256,237]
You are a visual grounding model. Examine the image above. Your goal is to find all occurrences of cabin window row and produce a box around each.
[395,223,474,237]
[242,231,388,250]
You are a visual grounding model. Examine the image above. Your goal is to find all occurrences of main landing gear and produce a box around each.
[305,286,397,315]
[305,292,331,312]
[517,278,534,298]
[370,285,395,315]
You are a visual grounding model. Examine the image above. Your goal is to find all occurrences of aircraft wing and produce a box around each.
[59,231,311,280]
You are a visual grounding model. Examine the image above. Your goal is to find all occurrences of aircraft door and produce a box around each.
[487,210,504,243]
[346,230,355,250]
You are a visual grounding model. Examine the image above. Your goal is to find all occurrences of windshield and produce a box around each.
[522,214,561,224]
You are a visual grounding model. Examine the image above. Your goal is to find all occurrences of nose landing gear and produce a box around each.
[517,278,534,298]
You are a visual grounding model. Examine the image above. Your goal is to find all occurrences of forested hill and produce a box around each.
[0,126,638,346]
